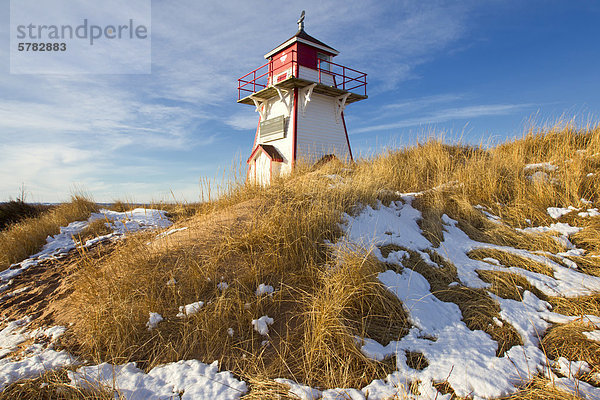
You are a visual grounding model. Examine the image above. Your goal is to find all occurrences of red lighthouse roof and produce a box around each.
[264,29,339,59]
[264,15,339,59]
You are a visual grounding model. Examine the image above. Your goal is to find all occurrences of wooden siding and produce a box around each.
[298,66,335,86]
[254,90,294,176]
[296,92,350,163]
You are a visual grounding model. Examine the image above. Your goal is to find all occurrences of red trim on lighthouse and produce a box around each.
[248,115,262,179]
[341,111,353,161]
[247,144,284,164]
[292,87,299,168]
[252,115,261,150]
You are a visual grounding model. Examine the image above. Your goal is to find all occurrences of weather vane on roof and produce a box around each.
[298,10,305,31]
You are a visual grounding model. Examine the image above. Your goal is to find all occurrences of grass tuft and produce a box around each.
[0,369,113,400]
[0,196,97,270]
[468,248,554,276]
[542,321,600,374]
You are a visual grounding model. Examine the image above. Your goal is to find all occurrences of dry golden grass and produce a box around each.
[563,254,600,277]
[73,218,112,246]
[413,192,565,253]
[0,201,53,231]
[0,369,113,400]
[296,249,409,388]
[63,175,406,391]
[542,321,600,377]
[31,123,600,397]
[241,379,296,400]
[351,123,600,229]
[548,294,600,318]
[405,351,429,371]
[0,196,97,270]
[468,248,554,276]
[477,270,548,302]
[501,376,587,400]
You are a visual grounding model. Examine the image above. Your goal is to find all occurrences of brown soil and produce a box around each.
[0,239,117,329]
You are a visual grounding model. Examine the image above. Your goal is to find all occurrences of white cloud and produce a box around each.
[225,112,258,131]
[0,0,480,201]
[354,103,534,134]
[383,94,466,112]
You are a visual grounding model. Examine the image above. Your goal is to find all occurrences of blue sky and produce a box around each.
[1,1,599,203]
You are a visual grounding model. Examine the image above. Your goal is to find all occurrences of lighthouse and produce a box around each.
[238,12,367,185]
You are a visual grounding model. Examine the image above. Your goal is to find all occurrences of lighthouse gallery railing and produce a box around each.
[237,50,367,100]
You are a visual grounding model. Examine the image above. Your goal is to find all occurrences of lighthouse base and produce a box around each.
[246,89,353,186]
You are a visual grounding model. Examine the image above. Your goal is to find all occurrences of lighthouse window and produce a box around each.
[317,53,331,71]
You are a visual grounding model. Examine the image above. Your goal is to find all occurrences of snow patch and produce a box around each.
[578,208,600,218]
[69,360,247,400]
[0,317,32,358]
[251,316,274,336]
[177,301,204,318]
[0,348,75,391]
[378,269,461,334]
[275,378,322,400]
[336,195,600,399]
[255,284,274,297]
[341,198,432,255]
[520,222,582,236]
[156,226,188,239]
[583,330,600,342]
[553,357,591,379]
[547,206,578,219]
[0,208,173,287]
[146,312,163,331]
[524,162,557,172]
[30,326,67,342]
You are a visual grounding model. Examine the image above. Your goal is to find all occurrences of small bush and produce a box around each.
[0,201,51,231]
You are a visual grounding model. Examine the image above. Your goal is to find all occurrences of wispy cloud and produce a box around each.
[383,94,466,112]
[225,111,259,131]
[354,103,534,134]
[0,0,480,201]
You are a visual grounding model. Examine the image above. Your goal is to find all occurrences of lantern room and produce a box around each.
[264,19,339,87]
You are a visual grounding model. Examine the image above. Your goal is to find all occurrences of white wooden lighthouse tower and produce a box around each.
[238,12,367,185]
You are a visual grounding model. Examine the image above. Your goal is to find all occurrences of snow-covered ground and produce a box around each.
[0,208,172,284]
[69,360,247,400]
[0,315,247,398]
[328,195,600,400]
[1,198,600,399]
[0,316,74,391]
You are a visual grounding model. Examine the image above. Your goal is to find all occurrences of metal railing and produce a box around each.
[238,50,367,100]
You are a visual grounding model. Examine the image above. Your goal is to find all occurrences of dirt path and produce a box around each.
[0,240,117,329]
